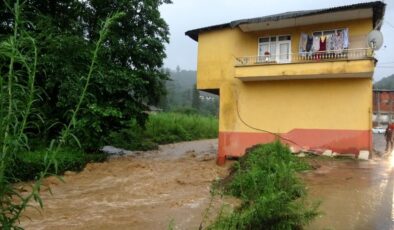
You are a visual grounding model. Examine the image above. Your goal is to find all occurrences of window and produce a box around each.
[313,28,344,37]
[258,35,291,63]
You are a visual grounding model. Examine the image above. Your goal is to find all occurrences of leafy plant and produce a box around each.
[0,0,172,151]
[5,148,107,182]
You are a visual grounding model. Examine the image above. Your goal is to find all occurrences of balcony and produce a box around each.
[235,48,376,81]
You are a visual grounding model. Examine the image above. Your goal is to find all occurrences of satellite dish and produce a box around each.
[367,30,384,50]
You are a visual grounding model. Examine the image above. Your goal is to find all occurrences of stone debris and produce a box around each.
[322,150,333,157]
[358,150,370,160]
[101,146,135,157]
[290,146,300,154]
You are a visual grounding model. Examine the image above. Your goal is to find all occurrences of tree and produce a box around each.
[192,84,200,110]
[374,74,394,89]
[0,0,172,149]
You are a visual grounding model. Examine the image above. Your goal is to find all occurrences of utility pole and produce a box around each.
[390,92,393,124]
[377,91,381,126]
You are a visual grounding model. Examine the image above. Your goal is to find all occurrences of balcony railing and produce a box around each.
[235,48,374,66]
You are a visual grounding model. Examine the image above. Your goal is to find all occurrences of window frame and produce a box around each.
[312,28,345,37]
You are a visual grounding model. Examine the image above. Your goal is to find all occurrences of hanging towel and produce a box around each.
[299,33,308,55]
[343,28,349,48]
[326,34,335,51]
[334,31,344,53]
[319,36,326,52]
[312,36,320,52]
[306,35,313,52]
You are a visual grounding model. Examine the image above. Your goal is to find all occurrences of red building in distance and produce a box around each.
[373,90,394,126]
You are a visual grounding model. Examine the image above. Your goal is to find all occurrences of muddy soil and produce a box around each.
[20,135,394,230]
[19,139,234,230]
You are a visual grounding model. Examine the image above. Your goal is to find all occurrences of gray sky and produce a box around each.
[160,0,394,81]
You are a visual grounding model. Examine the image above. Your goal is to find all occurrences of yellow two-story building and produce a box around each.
[186,1,386,164]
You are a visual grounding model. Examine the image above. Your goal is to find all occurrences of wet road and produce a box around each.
[305,133,394,230]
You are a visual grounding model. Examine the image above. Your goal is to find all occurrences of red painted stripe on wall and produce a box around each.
[217,129,371,164]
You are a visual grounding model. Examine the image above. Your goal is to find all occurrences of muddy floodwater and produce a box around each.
[20,139,233,229]
[20,135,394,229]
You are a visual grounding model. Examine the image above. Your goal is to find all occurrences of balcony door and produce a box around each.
[278,41,291,63]
[258,35,291,63]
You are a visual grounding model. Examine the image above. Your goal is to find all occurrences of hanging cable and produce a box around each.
[235,94,302,148]
[384,20,394,29]
[376,66,394,68]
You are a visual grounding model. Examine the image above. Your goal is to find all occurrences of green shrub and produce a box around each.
[108,112,218,150]
[209,142,319,230]
[170,107,199,115]
[107,120,159,151]
[5,148,107,182]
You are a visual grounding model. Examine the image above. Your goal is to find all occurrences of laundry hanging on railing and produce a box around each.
[312,36,320,52]
[343,28,349,49]
[306,35,313,52]
[299,28,349,56]
[299,33,308,54]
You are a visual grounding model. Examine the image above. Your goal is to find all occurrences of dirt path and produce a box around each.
[20,139,232,230]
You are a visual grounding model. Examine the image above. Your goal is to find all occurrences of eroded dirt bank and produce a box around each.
[20,139,232,230]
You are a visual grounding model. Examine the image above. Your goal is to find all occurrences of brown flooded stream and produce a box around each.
[20,135,394,229]
[20,139,233,229]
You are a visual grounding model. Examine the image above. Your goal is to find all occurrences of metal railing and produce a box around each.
[235,48,374,66]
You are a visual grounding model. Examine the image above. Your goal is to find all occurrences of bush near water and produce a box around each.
[108,112,219,150]
[209,141,319,230]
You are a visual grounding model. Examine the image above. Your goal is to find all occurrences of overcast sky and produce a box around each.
[159,0,394,81]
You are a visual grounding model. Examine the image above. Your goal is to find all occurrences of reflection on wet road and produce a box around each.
[305,134,394,230]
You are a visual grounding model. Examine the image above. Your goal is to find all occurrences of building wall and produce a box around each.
[196,18,375,163]
[373,91,394,113]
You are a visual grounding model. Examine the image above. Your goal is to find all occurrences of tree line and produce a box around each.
[0,0,172,150]
[159,67,219,116]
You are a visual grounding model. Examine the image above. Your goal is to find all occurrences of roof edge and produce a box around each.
[185,23,230,42]
[185,1,386,42]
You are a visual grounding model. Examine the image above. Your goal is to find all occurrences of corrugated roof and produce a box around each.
[185,1,386,41]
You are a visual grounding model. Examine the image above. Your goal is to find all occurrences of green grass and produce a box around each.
[208,141,319,230]
[5,148,107,182]
[108,112,219,150]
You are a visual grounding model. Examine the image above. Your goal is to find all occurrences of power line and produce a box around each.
[385,20,394,29]
[235,95,302,148]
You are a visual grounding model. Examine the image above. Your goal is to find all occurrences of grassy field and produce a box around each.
[108,112,219,150]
